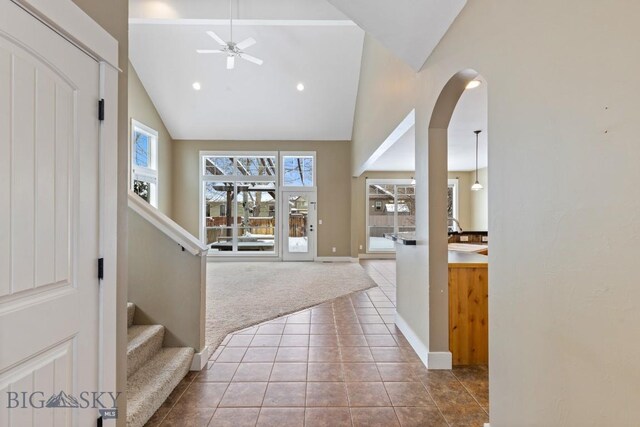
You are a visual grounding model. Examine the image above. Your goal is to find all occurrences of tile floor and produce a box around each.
[145,260,489,426]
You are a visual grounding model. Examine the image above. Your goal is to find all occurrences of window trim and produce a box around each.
[280,151,317,190]
[448,178,460,232]
[199,151,279,256]
[131,119,159,207]
[365,178,415,254]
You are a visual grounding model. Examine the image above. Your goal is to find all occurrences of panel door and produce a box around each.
[0,2,101,425]
[282,191,317,261]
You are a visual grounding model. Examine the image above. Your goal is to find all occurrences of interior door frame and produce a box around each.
[281,189,317,261]
[8,0,120,418]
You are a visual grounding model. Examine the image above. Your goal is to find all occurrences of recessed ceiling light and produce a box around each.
[465,80,481,90]
[192,82,201,90]
[296,83,305,92]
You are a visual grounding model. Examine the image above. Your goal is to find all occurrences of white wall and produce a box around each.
[352,0,640,424]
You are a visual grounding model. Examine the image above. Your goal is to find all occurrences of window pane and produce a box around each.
[236,182,276,252]
[288,195,309,253]
[204,180,235,225]
[283,156,313,186]
[206,227,233,251]
[368,184,396,252]
[397,185,416,232]
[448,185,456,231]
[134,132,150,167]
[237,227,275,252]
[236,157,276,177]
[204,156,235,176]
[133,179,151,203]
[368,183,395,196]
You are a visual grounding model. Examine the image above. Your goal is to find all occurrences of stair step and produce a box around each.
[127,302,135,328]
[127,347,194,427]
[127,325,165,378]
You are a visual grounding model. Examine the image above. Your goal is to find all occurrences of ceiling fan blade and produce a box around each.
[235,37,256,50]
[227,55,235,69]
[206,31,227,46]
[197,49,223,54]
[239,53,263,65]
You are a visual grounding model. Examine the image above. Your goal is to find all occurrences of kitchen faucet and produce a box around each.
[448,217,463,233]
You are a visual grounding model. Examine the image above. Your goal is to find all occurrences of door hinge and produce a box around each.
[98,258,104,281]
[98,99,105,121]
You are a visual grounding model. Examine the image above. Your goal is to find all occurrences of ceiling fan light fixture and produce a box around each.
[466,80,481,90]
[196,1,263,69]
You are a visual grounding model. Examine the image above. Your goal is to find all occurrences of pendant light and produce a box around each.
[471,130,484,191]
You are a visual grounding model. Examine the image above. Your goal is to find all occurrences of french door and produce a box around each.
[0,2,101,425]
[282,191,317,261]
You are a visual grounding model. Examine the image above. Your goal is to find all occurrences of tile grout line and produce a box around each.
[451,369,489,416]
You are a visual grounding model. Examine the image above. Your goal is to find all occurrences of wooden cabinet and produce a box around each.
[448,259,488,365]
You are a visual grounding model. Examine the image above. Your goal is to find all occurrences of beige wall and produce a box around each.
[171,140,352,257]
[352,0,640,424]
[128,209,205,351]
[449,168,488,231]
[128,62,174,216]
[350,171,414,257]
[70,1,128,424]
[351,35,417,175]
[470,167,487,231]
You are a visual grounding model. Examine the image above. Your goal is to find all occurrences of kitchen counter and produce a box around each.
[448,251,488,267]
[448,243,488,254]
[384,232,416,245]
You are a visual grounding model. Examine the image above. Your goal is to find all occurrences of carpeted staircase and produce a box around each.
[126,302,194,427]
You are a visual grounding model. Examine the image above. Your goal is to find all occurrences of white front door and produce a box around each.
[0,2,102,425]
[282,191,317,261]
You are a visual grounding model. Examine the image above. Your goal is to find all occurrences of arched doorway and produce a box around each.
[425,69,489,408]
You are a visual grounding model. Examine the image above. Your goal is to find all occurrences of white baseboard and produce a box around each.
[395,312,429,368]
[395,312,452,370]
[358,253,396,260]
[190,345,211,371]
[315,257,358,263]
[427,351,452,370]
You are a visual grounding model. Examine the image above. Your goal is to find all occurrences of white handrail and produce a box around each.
[128,190,208,256]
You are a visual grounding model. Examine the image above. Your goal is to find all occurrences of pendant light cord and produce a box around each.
[475,132,479,182]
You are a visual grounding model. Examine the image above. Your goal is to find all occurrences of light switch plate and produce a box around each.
[319,219,323,225]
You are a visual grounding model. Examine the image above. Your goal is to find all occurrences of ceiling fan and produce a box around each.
[196,0,263,69]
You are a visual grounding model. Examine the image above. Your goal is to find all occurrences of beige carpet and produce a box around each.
[206,262,377,349]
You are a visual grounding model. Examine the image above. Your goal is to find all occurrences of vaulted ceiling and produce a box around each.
[129,0,467,141]
[326,0,467,71]
[129,0,364,140]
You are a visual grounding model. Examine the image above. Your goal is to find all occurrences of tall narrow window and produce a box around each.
[366,179,416,253]
[131,120,159,207]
